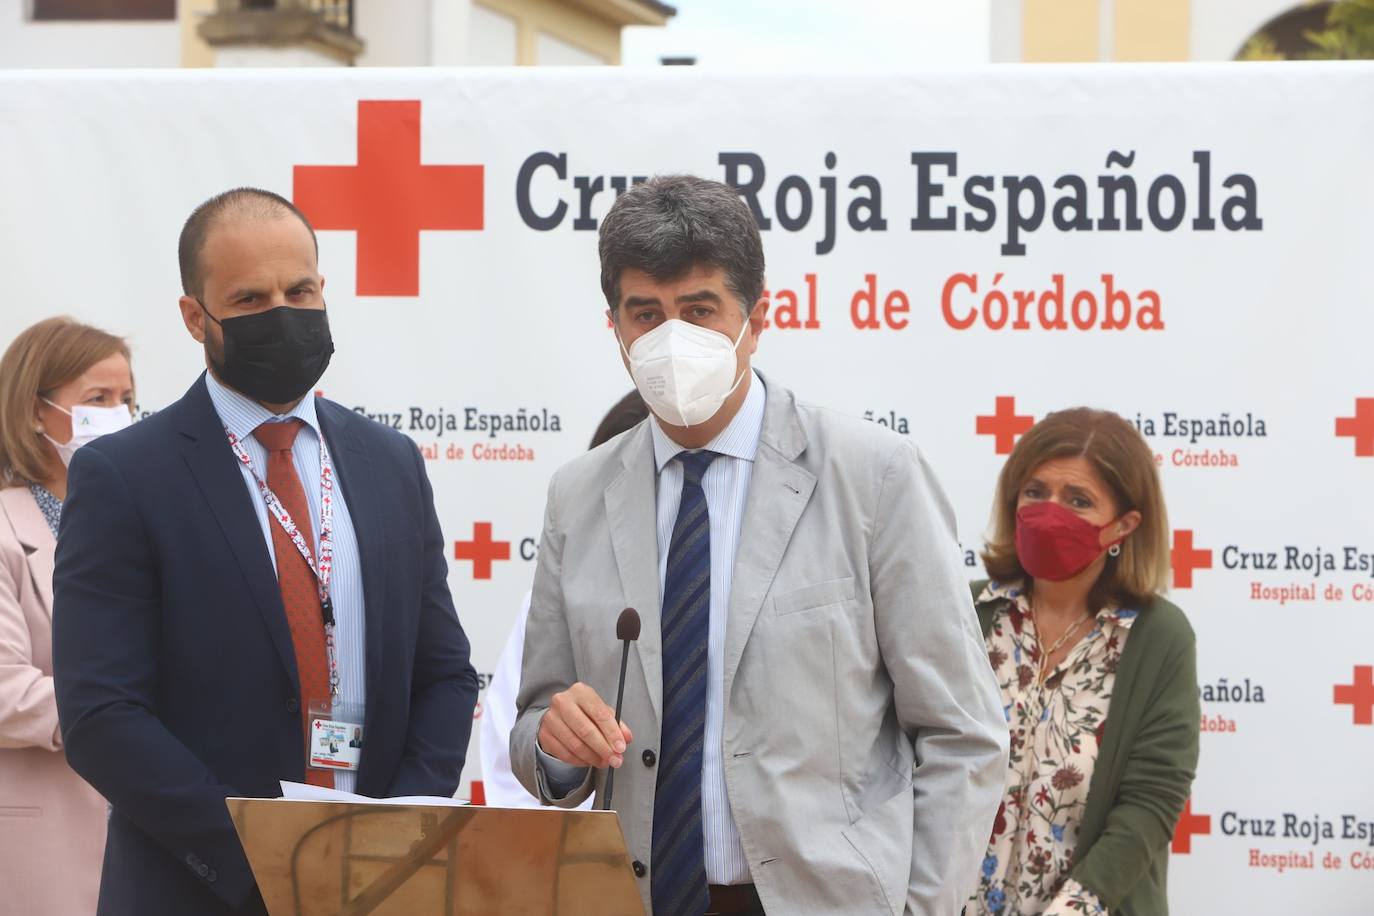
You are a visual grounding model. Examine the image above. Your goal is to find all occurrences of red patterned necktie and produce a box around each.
[253,419,331,787]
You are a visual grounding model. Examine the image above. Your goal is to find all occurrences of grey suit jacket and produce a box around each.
[511,375,1008,915]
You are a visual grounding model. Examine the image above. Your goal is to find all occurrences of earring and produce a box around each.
[34,426,43,436]
[1108,544,1122,557]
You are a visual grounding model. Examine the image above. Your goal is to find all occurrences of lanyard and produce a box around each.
[224,424,341,698]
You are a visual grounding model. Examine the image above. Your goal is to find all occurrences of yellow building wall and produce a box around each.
[1114,0,1190,61]
[476,0,621,65]
[1023,0,1099,61]
[1020,0,1193,62]
[180,0,628,67]
[179,0,217,68]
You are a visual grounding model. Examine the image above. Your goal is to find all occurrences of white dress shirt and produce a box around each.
[540,370,764,884]
[204,372,367,793]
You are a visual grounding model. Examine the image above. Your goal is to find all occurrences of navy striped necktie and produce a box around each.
[651,449,719,916]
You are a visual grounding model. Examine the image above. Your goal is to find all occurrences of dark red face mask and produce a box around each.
[1015,501,1123,582]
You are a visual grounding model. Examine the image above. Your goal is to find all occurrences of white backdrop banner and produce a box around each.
[2,64,1371,913]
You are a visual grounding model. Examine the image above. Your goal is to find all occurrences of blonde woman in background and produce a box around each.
[0,317,135,914]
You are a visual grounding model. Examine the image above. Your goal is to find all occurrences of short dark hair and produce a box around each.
[598,175,765,314]
[589,390,649,449]
[178,187,318,298]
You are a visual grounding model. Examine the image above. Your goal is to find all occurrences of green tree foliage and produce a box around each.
[1238,1,1374,60]
[1238,33,1285,61]
[1303,0,1374,59]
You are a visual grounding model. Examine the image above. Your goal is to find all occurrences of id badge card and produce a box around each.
[307,700,364,772]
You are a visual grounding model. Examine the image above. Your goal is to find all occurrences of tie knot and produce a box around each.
[675,449,719,487]
[253,419,305,453]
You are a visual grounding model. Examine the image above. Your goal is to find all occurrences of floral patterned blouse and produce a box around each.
[28,482,62,538]
[964,581,1137,916]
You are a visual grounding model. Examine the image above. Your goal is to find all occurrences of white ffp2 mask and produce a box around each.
[619,319,748,428]
[42,400,134,466]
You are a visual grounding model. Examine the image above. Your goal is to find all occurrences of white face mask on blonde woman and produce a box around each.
[41,399,133,466]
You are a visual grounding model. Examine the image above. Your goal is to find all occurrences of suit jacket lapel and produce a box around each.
[722,379,816,700]
[176,376,300,691]
[604,424,664,730]
[316,401,387,754]
[0,488,55,619]
[26,543,54,624]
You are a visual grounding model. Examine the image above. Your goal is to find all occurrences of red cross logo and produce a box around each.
[976,396,1034,455]
[294,100,484,297]
[454,522,511,580]
[1334,665,1374,725]
[1171,799,1212,854]
[1336,398,1374,457]
[1170,529,1212,589]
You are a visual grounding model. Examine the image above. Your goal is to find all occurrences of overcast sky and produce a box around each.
[621,0,992,69]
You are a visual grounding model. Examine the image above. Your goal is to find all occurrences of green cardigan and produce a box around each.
[971,581,1201,916]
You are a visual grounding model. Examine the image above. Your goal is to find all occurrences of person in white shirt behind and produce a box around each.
[479,390,648,808]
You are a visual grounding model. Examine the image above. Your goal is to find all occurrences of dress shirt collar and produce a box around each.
[648,370,766,473]
[203,370,320,441]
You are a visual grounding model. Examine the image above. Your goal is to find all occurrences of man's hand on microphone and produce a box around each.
[539,682,635,769]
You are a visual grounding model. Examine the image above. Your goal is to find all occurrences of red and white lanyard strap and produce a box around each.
[224,424,341,698]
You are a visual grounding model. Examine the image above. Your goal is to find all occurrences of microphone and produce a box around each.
[602,607,640,811]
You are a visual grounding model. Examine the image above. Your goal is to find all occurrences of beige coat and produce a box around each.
[512,376,1009,916]
[0,485,105,915]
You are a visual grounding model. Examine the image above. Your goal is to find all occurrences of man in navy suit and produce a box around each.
[52,188,479,914]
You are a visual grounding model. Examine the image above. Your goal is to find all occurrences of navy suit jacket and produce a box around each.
[53,375,479,914]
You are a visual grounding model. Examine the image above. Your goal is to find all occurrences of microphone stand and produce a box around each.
[602,608,640,811]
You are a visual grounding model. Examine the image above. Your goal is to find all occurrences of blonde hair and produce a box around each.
[981,407,1170,610]
[0,317,131,487]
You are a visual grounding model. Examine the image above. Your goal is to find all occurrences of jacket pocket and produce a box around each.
[772,576,856,617]
[841,783,915,916]
[0,806,42,818]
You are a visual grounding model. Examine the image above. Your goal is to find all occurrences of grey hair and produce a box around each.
[598,175,765,314]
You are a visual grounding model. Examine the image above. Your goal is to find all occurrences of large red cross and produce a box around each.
[1334,665,1374,725]
[454,522,510,580]
[294,100,483,297]
[1336,398,1374,457]
[976,396,1034,455]
[1171,799,1212,854]
[1170,529,1212,589]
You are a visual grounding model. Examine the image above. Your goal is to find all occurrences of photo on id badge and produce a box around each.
[308,700,363,771]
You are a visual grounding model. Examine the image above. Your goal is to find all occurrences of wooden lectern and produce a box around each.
[227,798,645,915]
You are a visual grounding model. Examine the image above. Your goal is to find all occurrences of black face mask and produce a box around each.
[198,302,335,405]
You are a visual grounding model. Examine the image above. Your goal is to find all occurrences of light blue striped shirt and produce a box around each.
[204,372,366,793]
[647,370,764,885]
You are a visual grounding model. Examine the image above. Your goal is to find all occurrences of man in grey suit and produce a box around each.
[511,175,1008,916]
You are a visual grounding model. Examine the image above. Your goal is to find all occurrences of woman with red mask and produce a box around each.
[964,408,1199,916]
